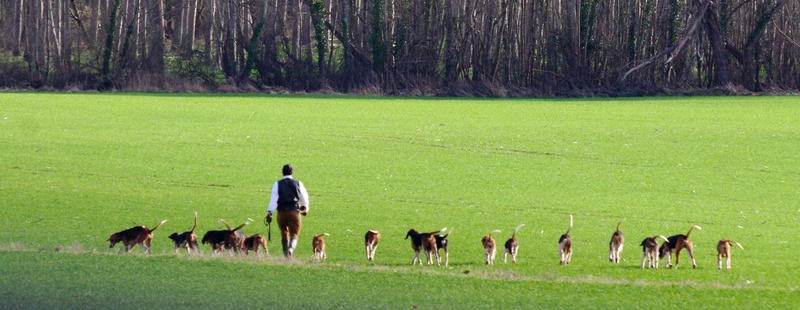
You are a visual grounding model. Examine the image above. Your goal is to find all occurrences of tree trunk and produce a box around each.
[102,0,122,86]
[702,2,732,88]
[146,0,165,73]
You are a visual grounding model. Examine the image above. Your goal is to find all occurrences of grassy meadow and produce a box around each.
[1,93,799,308]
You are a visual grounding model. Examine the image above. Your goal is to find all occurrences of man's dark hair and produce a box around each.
[282,164,293,176]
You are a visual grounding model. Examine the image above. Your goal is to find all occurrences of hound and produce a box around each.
[243,233,268,256]
[609,219,624,263]
[201,219,249,254]
[219,219,251,254]
[659,225,702,269]
[434,229,451,267]
[168,211,200,254]
[640,235,669,269]
[504,224,524,264]
[717,239,743,270]
[365,230,381,261]
[406,228,446,266]
[312,233,329,261]
[482,229,501,265]
[108,220,167,254]
[559,215,573,265]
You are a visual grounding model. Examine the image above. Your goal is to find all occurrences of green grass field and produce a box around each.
[1,93,799,309]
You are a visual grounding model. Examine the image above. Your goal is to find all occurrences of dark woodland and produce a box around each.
[0,0,798,96]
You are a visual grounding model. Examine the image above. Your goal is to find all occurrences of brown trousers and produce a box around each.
[277,210,302,256]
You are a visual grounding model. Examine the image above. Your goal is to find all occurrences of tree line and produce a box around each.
[0,0,797,96]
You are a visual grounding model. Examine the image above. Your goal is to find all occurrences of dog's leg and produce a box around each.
[641,251,648,269]
[672,248,682,269]
[726,253,731,270]
[653,250,658,269]
[664,250,672,268]
[609,244,615,262]
[686,244,696,269]
[370,243,377,260]
[717,252,723,270]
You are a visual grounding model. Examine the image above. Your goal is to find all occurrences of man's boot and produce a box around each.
[289,238,297,257]
[288,237,298,258]
[281,240,289,257]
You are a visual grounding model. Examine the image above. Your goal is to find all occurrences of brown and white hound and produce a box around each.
[365,230,381,261]
[717,239,743,270]
[640,235,668,269]
[504,224,524,264]
[558,215,573,265]
[108,220,167,254]
[482,229,502,265]
[608,219,624,263]
[659,225,702,269]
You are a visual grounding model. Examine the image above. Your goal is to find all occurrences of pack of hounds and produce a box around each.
[107,213,744,270]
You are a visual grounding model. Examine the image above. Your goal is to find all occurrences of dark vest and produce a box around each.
[277,178,301,211]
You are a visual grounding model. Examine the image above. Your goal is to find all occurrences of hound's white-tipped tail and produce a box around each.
[514,224,525,233]
[322,233,330,236]
[438,227,447,233]
[734,242,744,250]
[151,219,167,231]
[657,235,669,243]
[490,229,502,235]
[686,225,702,237]
[247,218,255,222]
[565,215,573,235]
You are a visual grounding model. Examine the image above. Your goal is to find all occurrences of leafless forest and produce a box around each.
[0,0,797,96]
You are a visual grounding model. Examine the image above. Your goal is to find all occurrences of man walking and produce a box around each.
[266,164,310,258]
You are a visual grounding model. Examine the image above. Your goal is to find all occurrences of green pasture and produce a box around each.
[0,93,798,308]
